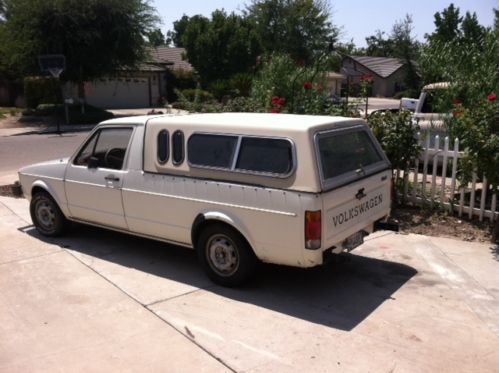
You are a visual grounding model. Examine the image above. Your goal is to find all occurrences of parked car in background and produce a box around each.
[412,82,451,143]
[18,113,393,286]
[400,97,418,112]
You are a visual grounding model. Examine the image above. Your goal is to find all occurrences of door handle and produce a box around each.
[105,174,120,182]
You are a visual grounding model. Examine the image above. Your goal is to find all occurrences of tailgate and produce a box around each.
[322,170,391,248]
[314,123,392,249]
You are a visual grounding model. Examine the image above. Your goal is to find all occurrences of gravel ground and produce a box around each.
[391,204,494,243]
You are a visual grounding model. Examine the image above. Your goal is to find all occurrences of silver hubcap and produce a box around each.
[36,200,56,231]
[207,234,239,276]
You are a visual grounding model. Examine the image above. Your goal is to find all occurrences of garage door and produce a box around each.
[85,77,150,109]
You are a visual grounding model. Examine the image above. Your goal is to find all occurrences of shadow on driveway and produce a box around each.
[22,223,417,331]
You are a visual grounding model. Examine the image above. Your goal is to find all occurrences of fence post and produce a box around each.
[422,132,430,201]
[440,137,449,205]
[479,177,487,222]
[430,135,440,208]
[449,138,459,213]
[469,173,477,219]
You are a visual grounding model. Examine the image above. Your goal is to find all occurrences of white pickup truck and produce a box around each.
[413,82,451,132]
[19,113,393,286]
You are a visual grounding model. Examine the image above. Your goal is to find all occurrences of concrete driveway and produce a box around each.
[1,196,498,372]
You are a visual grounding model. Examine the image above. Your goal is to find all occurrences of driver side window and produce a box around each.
[74,128,133,170]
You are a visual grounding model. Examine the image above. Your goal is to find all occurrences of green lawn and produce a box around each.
[0,107,22,119]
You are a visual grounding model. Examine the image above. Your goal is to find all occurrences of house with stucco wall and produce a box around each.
[341,56,416,97]
[82,47,193,109]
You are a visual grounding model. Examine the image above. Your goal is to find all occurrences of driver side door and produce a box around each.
[64,126,134,229]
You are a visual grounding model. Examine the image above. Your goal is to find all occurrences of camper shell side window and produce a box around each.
[187,133,296,178]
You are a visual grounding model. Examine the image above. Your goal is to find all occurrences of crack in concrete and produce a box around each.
[62,248,237,373]
[145,287,214,307]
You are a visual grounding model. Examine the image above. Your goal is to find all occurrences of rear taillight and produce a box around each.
[305,210,321,250]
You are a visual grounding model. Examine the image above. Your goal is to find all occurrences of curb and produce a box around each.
[1,124,96,137]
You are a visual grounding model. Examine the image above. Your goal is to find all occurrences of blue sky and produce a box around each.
[152,0,497,47]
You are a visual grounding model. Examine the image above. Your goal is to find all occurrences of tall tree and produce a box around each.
[461,11,486,42]
[0,0,159,99]
[427,3,462,43]
[495,8,499,31]
[146,28,167,47]
[245,0,338,63]
[365,30,394,57]
[422,4,490,84]
[390,15,420,90]
[365,15,419,60]
[171,10,261,84]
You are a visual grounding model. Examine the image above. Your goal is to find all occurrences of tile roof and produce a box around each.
[147,47,193,71]
[348,56,405,78]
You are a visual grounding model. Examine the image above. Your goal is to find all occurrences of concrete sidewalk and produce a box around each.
[1,196,498,372]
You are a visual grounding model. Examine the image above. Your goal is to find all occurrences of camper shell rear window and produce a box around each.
[315,125,389,190]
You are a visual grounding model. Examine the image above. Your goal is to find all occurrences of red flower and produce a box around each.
[271,107,280,113]
[487,92,496,102]
[303,81,313,90]
[360,74,373,82]
[271,96,280,105]
[278,97,286,106]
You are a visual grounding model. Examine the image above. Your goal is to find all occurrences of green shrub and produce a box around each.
[208,79,232,101]
[174,88,221,112]
[367,110,421,170]
[450,94,499,189]
[222,96,265,112]
[177,88,214,103]
[228,73,253,97]
[24,76,62,108]
[164,68,197,102]
[250,53,341,115]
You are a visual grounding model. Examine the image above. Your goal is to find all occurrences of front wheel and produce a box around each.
[196,224,257,287]
[30,191,69,237]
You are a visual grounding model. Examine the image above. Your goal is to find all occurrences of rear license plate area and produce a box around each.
[342,231,365,251]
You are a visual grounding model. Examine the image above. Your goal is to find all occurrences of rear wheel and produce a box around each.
[30,191,68,237]
[196,224,257,287]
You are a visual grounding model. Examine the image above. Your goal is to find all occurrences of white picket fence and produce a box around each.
[396,133,498,222]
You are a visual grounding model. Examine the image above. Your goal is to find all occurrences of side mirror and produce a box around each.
[88,156,99,169]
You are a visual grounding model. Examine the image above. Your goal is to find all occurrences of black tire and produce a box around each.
[196,224,257,287]
[30,191,69,237]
